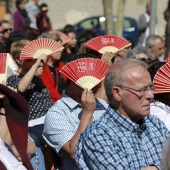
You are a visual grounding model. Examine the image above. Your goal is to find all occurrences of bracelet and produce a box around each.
[10,140,14,147]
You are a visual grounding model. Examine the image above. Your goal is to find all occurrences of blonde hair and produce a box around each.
[10,40,30,60]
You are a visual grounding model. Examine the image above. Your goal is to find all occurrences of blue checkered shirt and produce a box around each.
[43,92,108,170]
[76,106,170,170]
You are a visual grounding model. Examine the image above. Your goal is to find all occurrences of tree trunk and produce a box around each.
[103,0,113,35]
[116,0,125,36]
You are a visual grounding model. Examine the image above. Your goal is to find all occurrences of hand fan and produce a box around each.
[85,35,131,54]
[59,58,110,90]
[56,31,71,45]
[165,53,170,63]
[20,38,64,60]
[0,53,9,98]
[153,63,170,94]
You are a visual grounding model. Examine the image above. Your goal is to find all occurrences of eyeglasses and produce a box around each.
[117,84,155,97]
[2,28,12,34]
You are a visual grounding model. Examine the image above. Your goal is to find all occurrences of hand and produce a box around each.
[81,89,96,115]
[35,66,43,76]
[34,54,47,68]
[101,52,115,65]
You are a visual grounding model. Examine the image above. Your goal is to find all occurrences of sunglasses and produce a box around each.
[2,28,12,34]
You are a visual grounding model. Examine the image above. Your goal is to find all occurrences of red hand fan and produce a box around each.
[165,53,170,63]
[59,58,110,90]
[20,38,64,60]
[153,63,170,94]
[0,53,9,98]
[56,31,71,45]
[85,35,131,54]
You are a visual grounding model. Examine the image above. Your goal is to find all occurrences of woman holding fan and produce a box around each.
[7,54,53,147]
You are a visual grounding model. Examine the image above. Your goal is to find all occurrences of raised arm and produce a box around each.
[61,89,96,159]
[18,55,47,92]
[95,52,114,103]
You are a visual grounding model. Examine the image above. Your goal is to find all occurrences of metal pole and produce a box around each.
[150,0,157,35]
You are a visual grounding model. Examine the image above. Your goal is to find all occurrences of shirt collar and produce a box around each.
[108,105,146,132]
[62,92,107,111]
[62,92,81,111]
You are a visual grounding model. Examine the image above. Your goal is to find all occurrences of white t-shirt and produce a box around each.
[0,139,27,170]
[150,101,170,131]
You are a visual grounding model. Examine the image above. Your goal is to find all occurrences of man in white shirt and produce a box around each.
[25,0,40,29]
[138,2,158,46]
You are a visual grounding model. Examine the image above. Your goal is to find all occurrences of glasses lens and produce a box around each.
[150,85,156,91]
[2,28,12,34]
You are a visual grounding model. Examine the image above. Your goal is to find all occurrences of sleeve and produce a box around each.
[7,76,34,101]
[138,14,149,32]
[76,127,131,170]
[43,104,76,153]
[6,75,19,89]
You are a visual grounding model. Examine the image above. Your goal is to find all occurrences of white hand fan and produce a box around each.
[59,58,110,90]
[0,53,9,98]
[85,35,131,54]
[153,63,170,94]
[20,38,64,60]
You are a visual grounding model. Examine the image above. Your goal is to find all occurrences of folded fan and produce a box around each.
[85,35,131,54]
[0,53,9,97]
[59,58,110,90]
[20,38,64,60]
[153,63,170,94]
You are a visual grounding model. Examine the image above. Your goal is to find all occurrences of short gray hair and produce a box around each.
[145,34,164,48]
[104,58,148,103]
[38,32,60,42]
[127,45,152,59]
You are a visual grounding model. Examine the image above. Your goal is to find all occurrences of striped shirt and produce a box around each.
[76,106,170,170]
[43,92,108,170]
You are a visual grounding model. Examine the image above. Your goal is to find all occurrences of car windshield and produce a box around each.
[77,18,98,30]
[99,16,132,31]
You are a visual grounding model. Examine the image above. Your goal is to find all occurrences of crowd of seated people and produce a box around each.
[0,1,170,170]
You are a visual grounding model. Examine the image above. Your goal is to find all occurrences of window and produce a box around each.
[79,18,98,30]
[99,16,132,31]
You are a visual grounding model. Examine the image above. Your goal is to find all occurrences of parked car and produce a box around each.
[69,16,138,46]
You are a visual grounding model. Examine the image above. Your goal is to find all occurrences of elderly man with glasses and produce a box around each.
[76,58,170,170]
